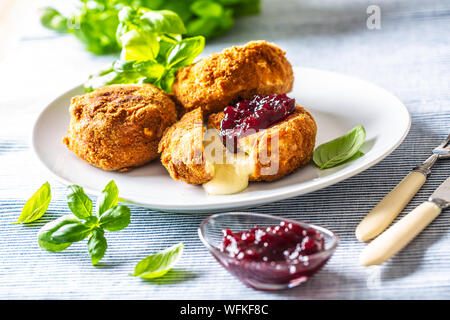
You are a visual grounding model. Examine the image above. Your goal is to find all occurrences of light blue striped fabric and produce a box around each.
[1,0,450,299]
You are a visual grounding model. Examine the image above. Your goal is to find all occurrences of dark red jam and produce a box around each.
[220,94,296,152]
[220,221,324,263]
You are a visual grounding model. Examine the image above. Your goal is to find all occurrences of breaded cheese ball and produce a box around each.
[158,107,213,184]
[63,84,177,171]
[208,105,317,182]
[172,41,294,116]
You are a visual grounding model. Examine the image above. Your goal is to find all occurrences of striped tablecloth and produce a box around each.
[1,0,449,299]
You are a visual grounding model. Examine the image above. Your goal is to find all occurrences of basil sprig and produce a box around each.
[40,0,261,55]
[38,180,131,265]
[131,242,184,279]
[14,182,51,224]
[84,6,205,93]
[313,125,366,170]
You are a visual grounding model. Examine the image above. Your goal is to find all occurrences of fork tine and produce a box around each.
[434,134,450,158]
[438,134,450,148]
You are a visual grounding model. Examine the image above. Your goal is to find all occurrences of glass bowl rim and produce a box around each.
[198,211,339,265]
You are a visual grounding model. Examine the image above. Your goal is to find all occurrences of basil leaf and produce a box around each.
[135,60,166,83]
[120,29,159,61]
[96,180,119,217]
[158,72,176,93]
[70,5,121,55]
[67,185,92,220]
[40,7,69,33]
[131,242,184,279]
[186,17,219,38]
[37,215,78,252]
[140,10,187,34]
[87,228,108,265]
[228,0,261,17]
[50,220,92,243]
[159,0,193,22]
[99,205,131,231]
[83,216,99,228]
[191,1,224,18]
[14,182,51,224]
[341,150,365,165]
[313,125,366,169]
[84,62,143,92]
[166,36,205,70]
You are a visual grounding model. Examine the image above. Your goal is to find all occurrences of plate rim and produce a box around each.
[31,67,411,212]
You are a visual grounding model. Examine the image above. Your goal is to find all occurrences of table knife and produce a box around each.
[356,134,450,242]
[360,176,450,266]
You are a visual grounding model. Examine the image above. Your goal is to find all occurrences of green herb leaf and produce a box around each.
[191,1,224,18]
[99,205,131,231]
[87,228,108,265]
[40,7,69,33]
[41,1,261,55]
[166,36,205,70]
[120,29,159,61]
[131,242,184,279]
[14,182,51,224]
[36,180,132,264]
[67,185,92,220]
[228,0,261,17]
[140,10,187,34]
[96,180,120,216]
[37,215,79,252]
[83,216,99,228]
[313,125,366,169]
[50,220,92,243]
[341,150,365,165]
[85,6,205,93]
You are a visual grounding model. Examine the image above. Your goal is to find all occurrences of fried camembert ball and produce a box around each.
[208,105,317,182]
[158,107,213,184]
[158,98,317,195]
[172,41,294,116]
[63,84,177,171]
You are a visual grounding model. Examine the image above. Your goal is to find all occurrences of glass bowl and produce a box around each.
[198,212,339,291]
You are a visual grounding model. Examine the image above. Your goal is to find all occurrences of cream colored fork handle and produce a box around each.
[360,201,441,266]
[356,171,426,242]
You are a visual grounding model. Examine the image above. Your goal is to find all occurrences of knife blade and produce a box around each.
[360,177,450,266]
[429,177,450,202]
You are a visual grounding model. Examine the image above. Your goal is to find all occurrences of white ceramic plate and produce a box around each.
[32,67,410,212]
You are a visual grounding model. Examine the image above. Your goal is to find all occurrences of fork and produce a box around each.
[355,134,450,242]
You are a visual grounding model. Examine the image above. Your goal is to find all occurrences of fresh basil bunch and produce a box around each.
[41,2,121,55]
[41,0,261,55]
[84,7,205,93]
[38,181,131,265]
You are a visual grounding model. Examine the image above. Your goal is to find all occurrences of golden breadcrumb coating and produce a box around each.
[208,105,317,182]
[63,84,177,171]
[172,41,294,116]
[158,108,213,184]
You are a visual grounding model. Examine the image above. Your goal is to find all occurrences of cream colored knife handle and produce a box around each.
[356,171,426,242]
[360,201,441,266]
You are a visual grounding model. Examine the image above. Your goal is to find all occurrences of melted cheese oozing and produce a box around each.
[203,129,253,195]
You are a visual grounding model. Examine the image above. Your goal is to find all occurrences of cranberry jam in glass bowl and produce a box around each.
[198,212,339,291]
